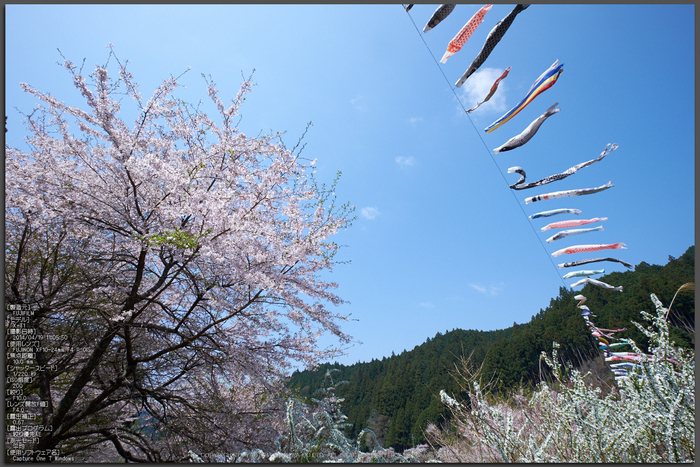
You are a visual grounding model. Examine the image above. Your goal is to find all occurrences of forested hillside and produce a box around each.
[287,246,695,451]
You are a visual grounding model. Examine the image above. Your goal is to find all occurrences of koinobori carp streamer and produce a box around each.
[508,143,618,191]
[466,67,510,113]
[562,269,604,279]
[529,208,581,219]
[440,4,492,63]
[570,277,623,292]
[493,102,560,153]
[524,181,614,204]
[558,257,633,269]
[484,59,564,133]
[541,217,608,231]
[423,4,456,33]
[545,225,604,243]
[551,242,626,257]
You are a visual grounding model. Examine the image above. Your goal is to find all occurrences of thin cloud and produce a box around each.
[395,156,415,167]
[419,302,435,308]
[489,283,505,295]
[360,207,380,220]
[460,67,508,114]
[407,117,423,126]
[469,282,505,296]
[351,94,366,111]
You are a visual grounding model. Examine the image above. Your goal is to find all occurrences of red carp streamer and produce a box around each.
[440,4,492,63]
[551,243,626,258]
[466,67,511,113]
[541,217,608,231]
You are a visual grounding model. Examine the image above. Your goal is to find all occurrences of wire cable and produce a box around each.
[405,8,568,289]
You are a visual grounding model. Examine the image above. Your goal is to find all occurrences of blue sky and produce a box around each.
[5,5,695,366]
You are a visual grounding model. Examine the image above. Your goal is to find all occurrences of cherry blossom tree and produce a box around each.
[5,47,354,461]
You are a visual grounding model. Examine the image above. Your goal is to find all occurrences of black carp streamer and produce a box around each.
[423,4,456,33]
[509,143,618,190]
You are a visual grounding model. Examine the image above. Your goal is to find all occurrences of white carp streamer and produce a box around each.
[570,277,623,292]
[525,181,614,204]
[546,225,603,243]
[529,208,581,219]
[551,242,626,257]
[562,269,604,279]
[493,102,560,153]
[558,257,633,269]
[541,217,607,231]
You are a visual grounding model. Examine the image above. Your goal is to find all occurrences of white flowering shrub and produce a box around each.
[430,292,694,463]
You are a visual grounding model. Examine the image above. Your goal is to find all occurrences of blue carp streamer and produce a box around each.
[529,208,581,219]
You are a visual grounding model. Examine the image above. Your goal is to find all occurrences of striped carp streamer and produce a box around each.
[524,181,614,204]
[423,4,456,33]
[440,4,492,63]
[529,208,581,219]
[562,269,604,279]
[466,67,511,113]
[484,60,564,133]
[508,143,618,191]
[546,225,604,243]
[570,277,623,292]
[541,217,608,231]
[404,4,414,12]
[558,257,633,269]
[456,4,530,87]
[552,242,626,257]
[610,362,640,370]
[494,102,559,153]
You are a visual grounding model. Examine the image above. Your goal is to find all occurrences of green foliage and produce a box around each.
[136,227,211,250]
